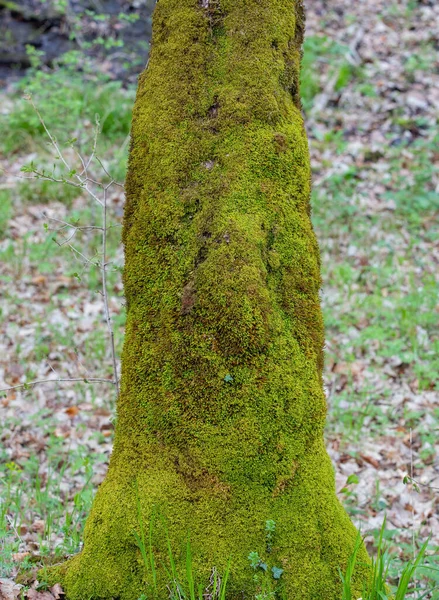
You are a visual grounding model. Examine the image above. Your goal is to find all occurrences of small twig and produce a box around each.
[347,26,364,67]
[21,171,84,189]
[82,116,100,175]
[64,243,100,267]
[73,145,88,179]
[0,377,116,393]
[95,155,124,188]
[47,361,59,377]
[42,212,105,232]
[58,228,77,246]
[23,95,104,207]
[20,96,121,402]
[5,515,24,543]
[404,474,439,493]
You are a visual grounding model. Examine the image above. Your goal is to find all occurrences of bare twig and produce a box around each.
[347,26,365,67]
[18,96,122,400]
[0,377,116,394]
[23,95,104,207]
[95,155,124,188]
[404,474,439,492]
[82,116,100,176]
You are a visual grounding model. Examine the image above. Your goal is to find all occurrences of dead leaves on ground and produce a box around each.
[0,580,65,600]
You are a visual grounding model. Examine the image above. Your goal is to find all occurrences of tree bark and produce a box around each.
[49,0,370,597]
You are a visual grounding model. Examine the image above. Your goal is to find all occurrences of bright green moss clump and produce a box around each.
[48,0,371,597]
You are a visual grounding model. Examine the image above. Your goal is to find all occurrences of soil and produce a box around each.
[0,0,155,85]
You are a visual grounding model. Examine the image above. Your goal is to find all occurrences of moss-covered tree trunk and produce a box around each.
[51,1,370,598]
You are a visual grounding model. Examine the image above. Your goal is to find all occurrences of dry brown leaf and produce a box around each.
[26,590,55,600]
[31,520,45,534]
[0,579,23,600]
[31,276,47,286]
[49,584,64,599]
[12,552,30,562]
[360,454,380,469]
[65,406,79,417]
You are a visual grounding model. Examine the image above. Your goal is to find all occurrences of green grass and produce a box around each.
[340,518,434,600]
[132,502,231,600]
[0,52,134,161]
[0,190,13,236]
[18,179,82,207]
[0,437,102,579]
[301,35,356,111]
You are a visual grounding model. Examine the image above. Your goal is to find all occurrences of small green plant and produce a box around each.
[132,496,230,600]
[340,517,431,600]
[248,521,285,600]
[0,190,13,236]
[339,531,364,600]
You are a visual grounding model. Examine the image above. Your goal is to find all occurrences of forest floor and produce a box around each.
[0,0,438,598]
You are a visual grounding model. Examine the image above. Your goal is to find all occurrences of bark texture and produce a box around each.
[48,0,370,597]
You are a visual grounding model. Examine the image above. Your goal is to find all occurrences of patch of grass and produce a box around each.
[0,52,134,157]
[133,502,231,600]
[0,190,13,236]
[0,432,103,577]
[301,35,360,111]
[341,518,434,600]
[382,133,439,224]
[18,179,82,206]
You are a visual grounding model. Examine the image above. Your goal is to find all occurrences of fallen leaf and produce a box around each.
[26,590,55,600]
[31,520,45,534]
[12,552,30,562]
[360,454,380,469]
[65,406,79,417]
[31,276,47,286]
[49,584,64,599]
[0,579,23,600]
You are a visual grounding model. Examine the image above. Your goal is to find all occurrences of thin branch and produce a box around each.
[65,243,100,267]
[21,96,121,404]
[23,95,104,207]
[58,228,77,246]
[0,377,116,393]
[22,171,84,189]
[82,117,100,175]
[95,155,124,188]
[404,474,439,493]
[73,144,88,179]
[43,213,104,232]
[24,94,72,173]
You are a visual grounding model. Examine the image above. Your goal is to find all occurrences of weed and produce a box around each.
[0,191,13,236]
[132,499,230,600]
[0,52,134,157]
[340,518,432,600]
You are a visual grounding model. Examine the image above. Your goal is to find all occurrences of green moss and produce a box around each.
[46,0,371,597]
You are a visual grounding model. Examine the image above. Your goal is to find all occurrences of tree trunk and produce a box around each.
[49,0,370,598]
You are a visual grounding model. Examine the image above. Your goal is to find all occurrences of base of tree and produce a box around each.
[43,435,370,600]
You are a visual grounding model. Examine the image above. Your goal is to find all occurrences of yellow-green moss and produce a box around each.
[47,0,371,597]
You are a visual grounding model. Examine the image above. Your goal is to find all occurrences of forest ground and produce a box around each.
[0,0,438,597]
